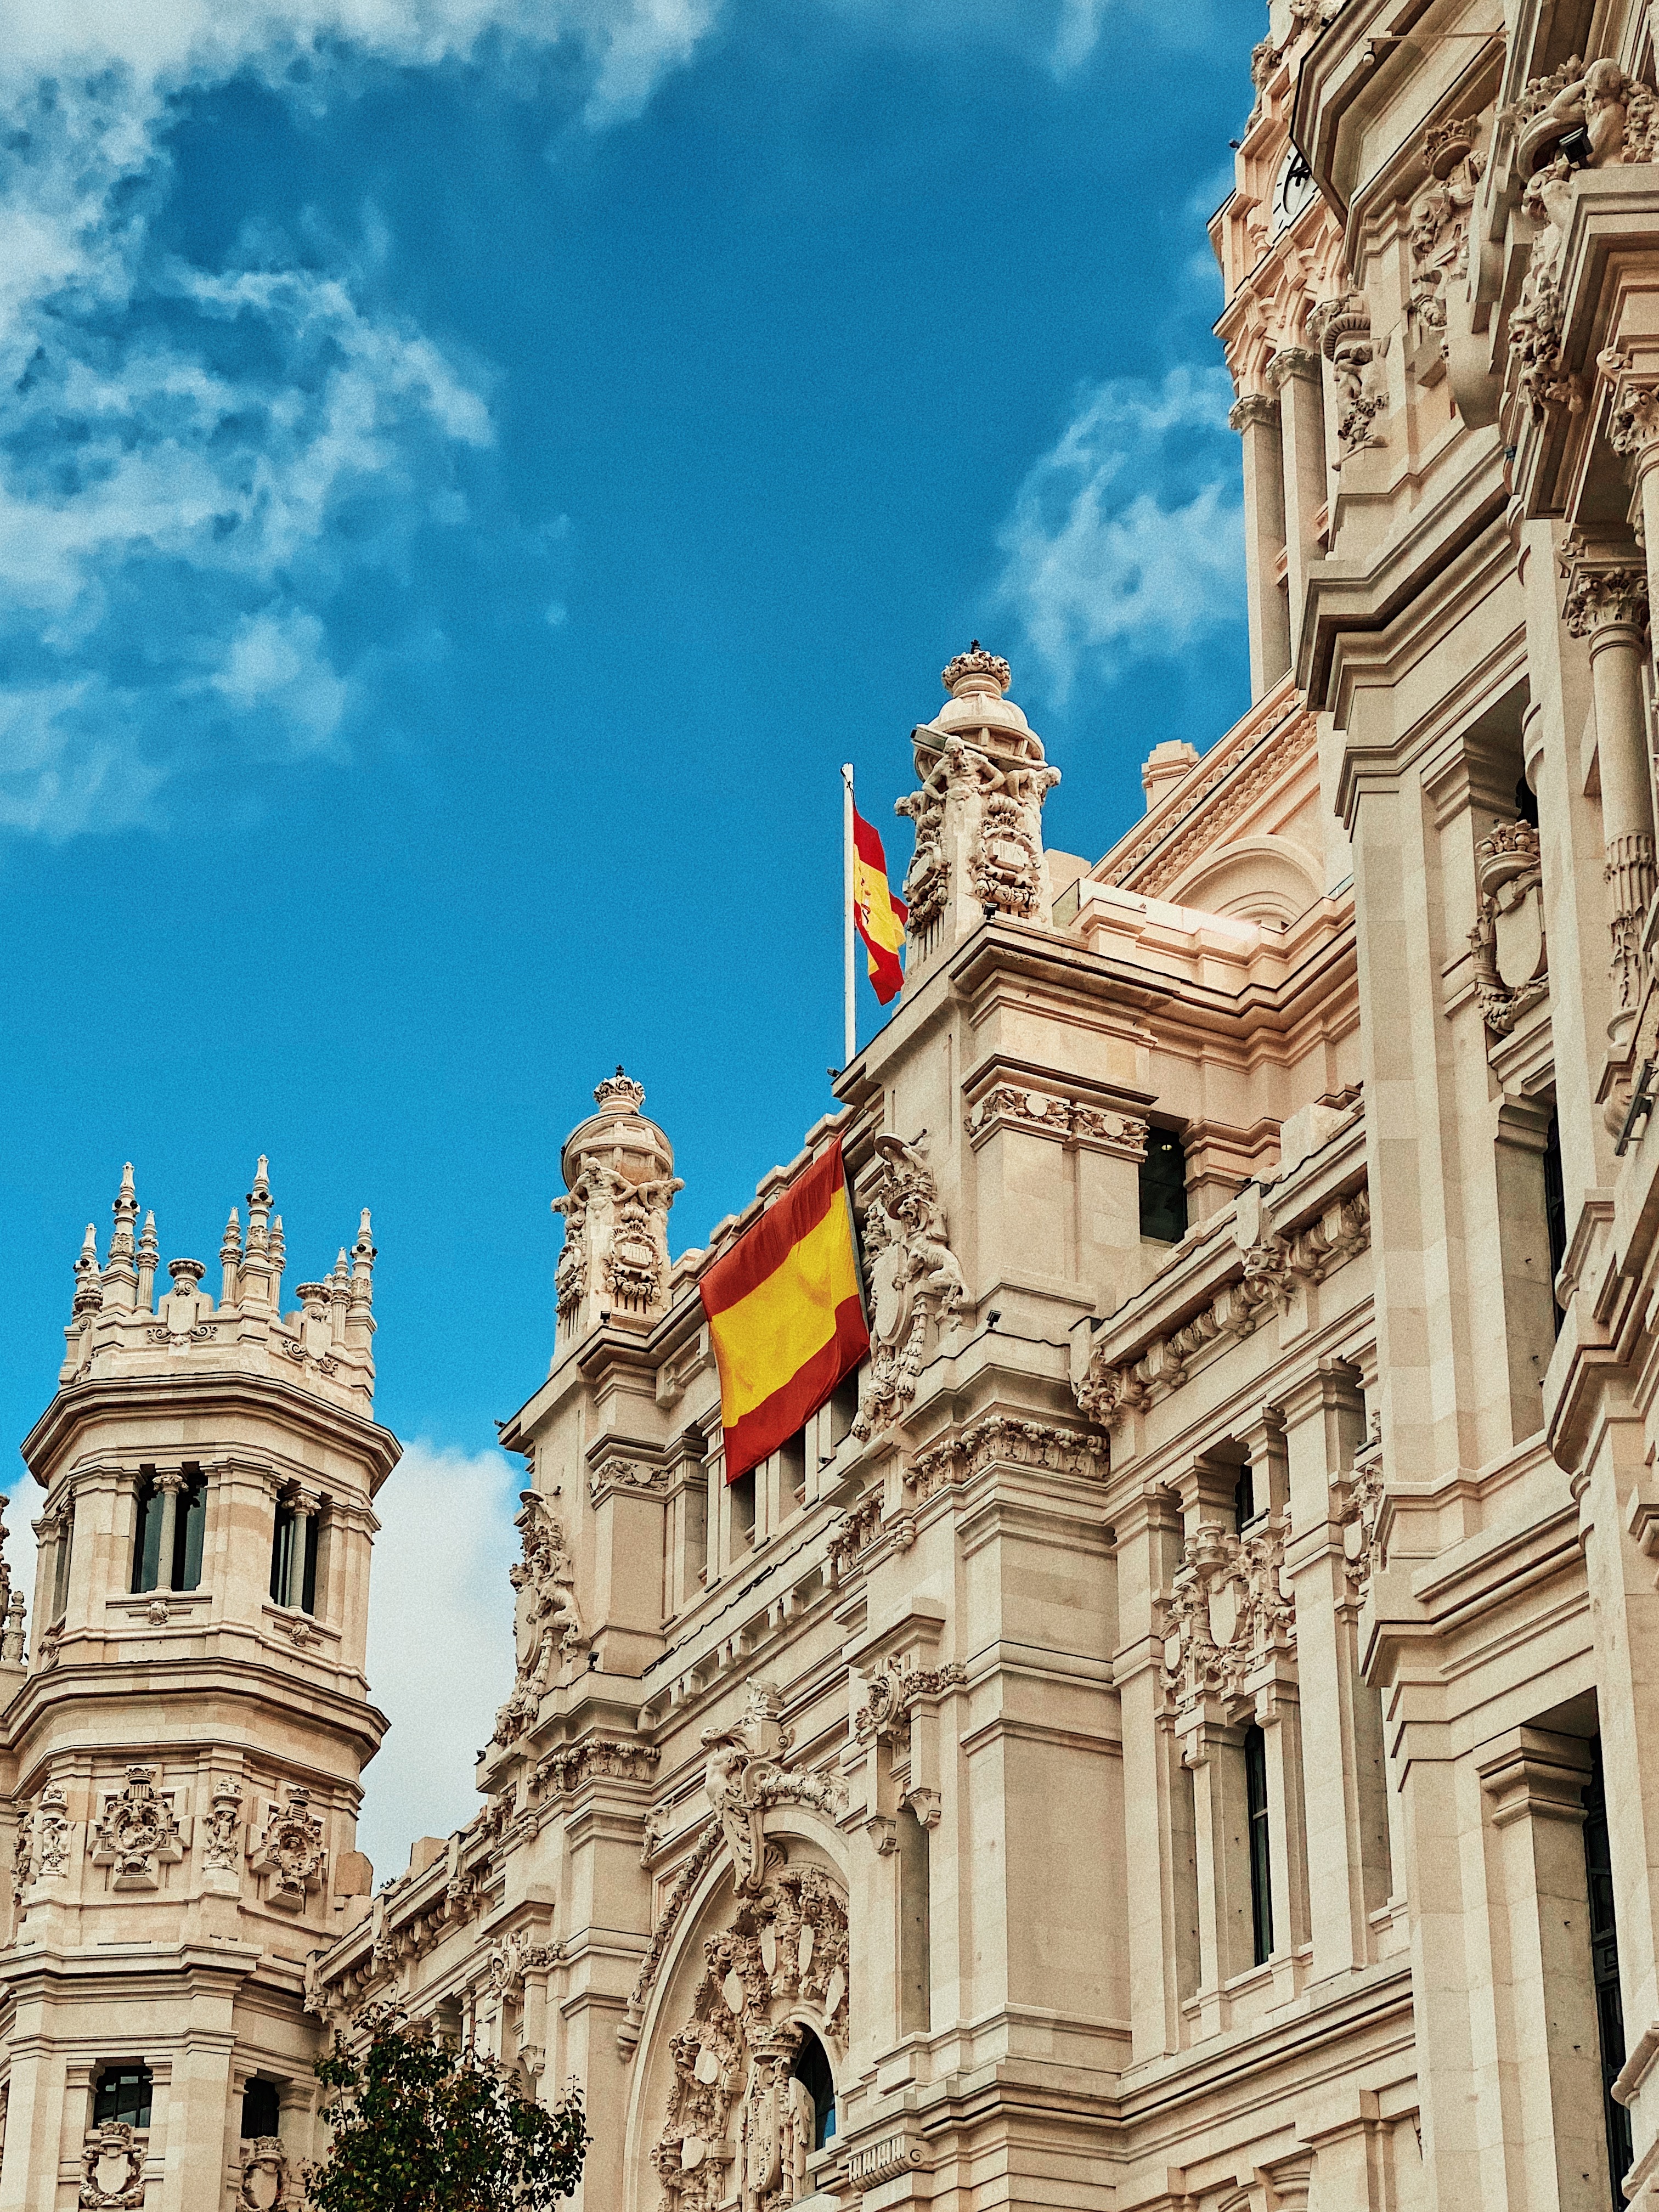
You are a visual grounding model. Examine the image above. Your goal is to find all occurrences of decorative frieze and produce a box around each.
[588,1455,670,1508]
[907,1415,1109,1504]
[964,1084,1149,1156]
[91,1766,183,1890]
[529,1737,659,1800]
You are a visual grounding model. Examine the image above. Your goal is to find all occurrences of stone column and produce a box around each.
[285,1496,314,1610]
[1256,1675,1311,2005]
[1476,1729,1609,2212]
[1183,1714,1253,2036]
[1229,389,1291,696]
[154,1469,183,1595]
[1268,346,1327,658]
[1561,548,1653,1042]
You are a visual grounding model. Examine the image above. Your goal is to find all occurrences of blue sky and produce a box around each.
[0,0,1253,1864]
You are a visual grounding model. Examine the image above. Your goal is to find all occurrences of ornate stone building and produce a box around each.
[19,0,1659,2207]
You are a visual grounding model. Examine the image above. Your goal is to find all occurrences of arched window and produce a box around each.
[792,2029,836,2150]
[241,2078,281,2138]
[93,2063,152,2129]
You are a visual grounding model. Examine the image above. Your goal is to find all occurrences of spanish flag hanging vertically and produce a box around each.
[700,1139,868,1482]
[852,802,907,1005]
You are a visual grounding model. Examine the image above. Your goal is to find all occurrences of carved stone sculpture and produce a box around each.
[552,1070,682,1331]
[852,1133,966,1441]
[650,1866,849,2212]
[91,1767,182,1890]
[250,1786,326,1911]
[202,1777,245,1873]
[80,2121,146,2209]
[1408,115,1485,352]
[236,2137,295,2211]
[1312,291,1386,457]
[699,1685,846,1896]
[1331,1417,1386,1600]
[1161,1514,1296,1712]
[493,1491,586,1746]
[1468,820,1548,1036]
[37,1782,71,1878]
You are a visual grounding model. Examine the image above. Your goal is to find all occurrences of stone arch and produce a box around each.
[1165,834,1324,929]
[624,1810,850,2212]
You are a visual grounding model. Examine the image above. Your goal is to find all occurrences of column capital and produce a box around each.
[1602,353,1659,469]
[1476,1726,1592,1827]
[1229,390,1279,432]
[1267,345,1321,391]
[1561,536,1650,636]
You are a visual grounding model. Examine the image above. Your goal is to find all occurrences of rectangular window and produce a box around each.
[52,1508,73,1621]
[1584,1741,1633,2204]
[1139,1128,1188,1243]
[270,1506,295,1606]
[131,1474,162,1595]
[730,1470,756,1551]
[301,1511,320,1616]
[94,2065,153,2129]
[1245,1724,1274,1966]
[172,1470,205,1593]
[1233,1464,1257,1531]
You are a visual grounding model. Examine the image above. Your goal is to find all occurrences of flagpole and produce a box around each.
[842,763,856,1070]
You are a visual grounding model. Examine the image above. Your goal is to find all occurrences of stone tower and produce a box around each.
[0,1159,397,2211]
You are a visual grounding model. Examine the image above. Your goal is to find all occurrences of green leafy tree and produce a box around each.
[306,2005,589,2211]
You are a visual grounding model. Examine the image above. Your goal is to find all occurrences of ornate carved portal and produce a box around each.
[651,1868,849,2212]
[851,1134,966,1442]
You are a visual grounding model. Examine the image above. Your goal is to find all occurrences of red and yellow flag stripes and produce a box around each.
[699,1139,868,1483]
[852,804,907,1006]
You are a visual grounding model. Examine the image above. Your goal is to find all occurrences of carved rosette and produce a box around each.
[1468,820,1547,1037]
[851,1134,966,1442]
[91,1767,183,1891]
[493,1491,586,1746]
[1161,1514,1296,1713]
[250,1786,326,1912]
[650,1867,850,2212]
[80,2121,146,2209]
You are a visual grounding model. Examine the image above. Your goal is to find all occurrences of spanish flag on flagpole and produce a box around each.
[699,1139,869,1482]
[849,777,907,1007]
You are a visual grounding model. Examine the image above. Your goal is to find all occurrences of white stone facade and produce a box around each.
[19,4,1659,2209]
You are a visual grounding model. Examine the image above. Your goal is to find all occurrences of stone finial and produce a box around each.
[110,1162,139,1260]
[71,1223,103,1319]
[167,1258,206,1293]
[594,1065,646,1115]
[942,641,1012,699]
[219,1207,242,1306]
[349,1210,375,1306]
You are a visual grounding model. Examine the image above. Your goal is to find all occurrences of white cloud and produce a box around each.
[0,0,725,839]
[357,1438,521,1881]
[994,365,1244,704]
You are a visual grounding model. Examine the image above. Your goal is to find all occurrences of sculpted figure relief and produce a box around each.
[853,1134,966,1441]
[493,1491,586,1746]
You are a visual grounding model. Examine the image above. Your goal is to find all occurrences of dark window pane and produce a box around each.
[94,2065,152,2129]
[1584,1740,1633,2203]
[1544,1110,1567,1339]
[270,1508,294,1606]
[1139,1129,1188,1243]
[1233,1465,1256,1530]
[1245,1725,1273,1967]
[131,1478,161,1596]
[301,1513,320,1616]
[241,2079,280,2138]
[173,1474,205,1594]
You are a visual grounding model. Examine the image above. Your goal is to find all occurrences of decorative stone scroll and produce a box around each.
[851,1133,966,1441]
[700,1686,846,1897]
[1161,1514,1296,1713]
[1468,820,1547,1036]
[1077,1189,1370,1425]
[650,1867,850,2212]
[91,1766,184,1890]
[492,1491,586,1746]
[853,1663,966,1752]
[250,1786,326,1912]
[80,2121,146,2209]
[1330,1416,1386,1600]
